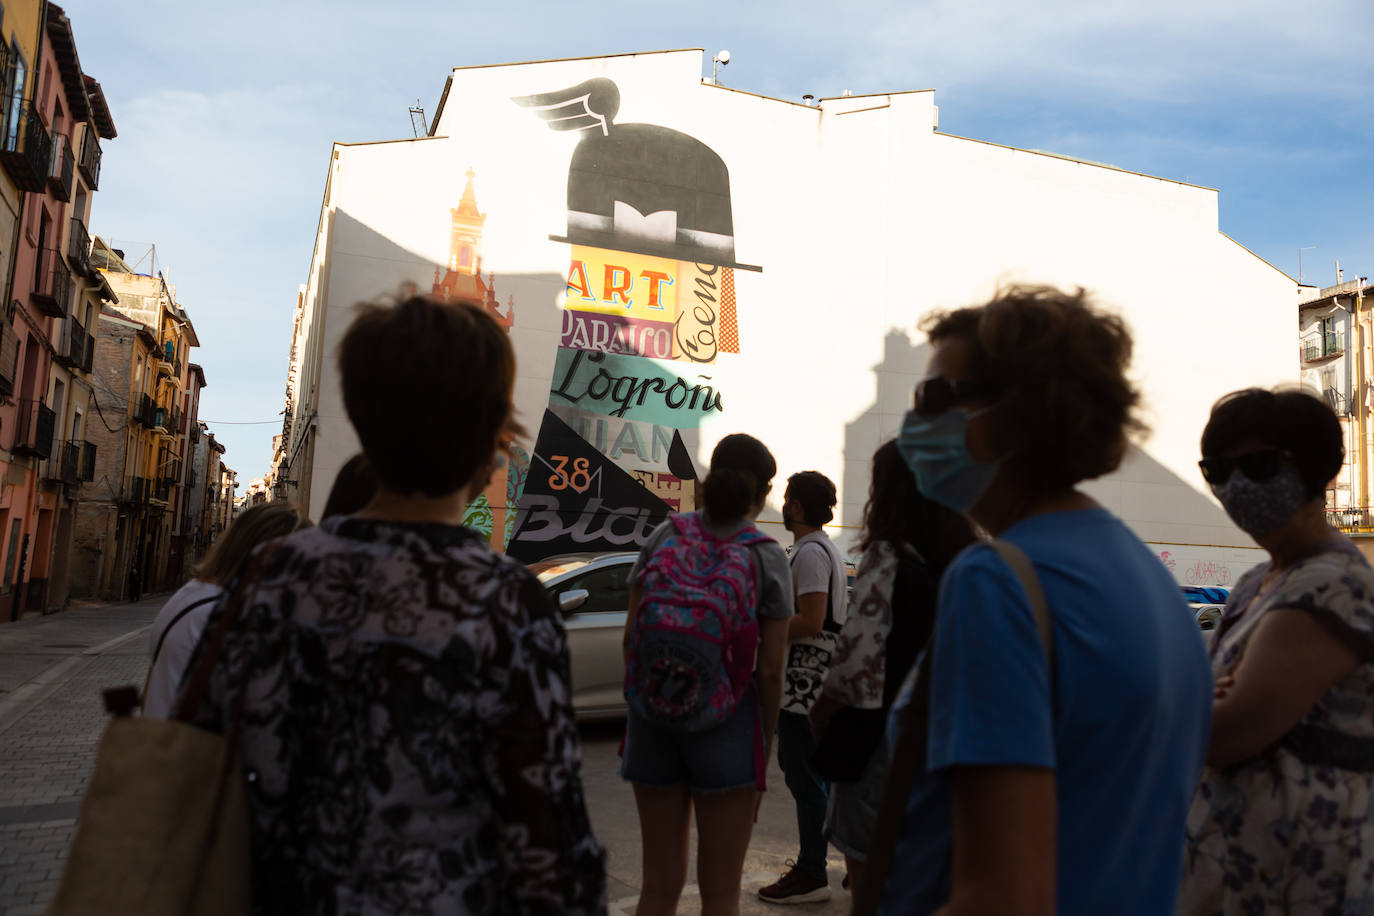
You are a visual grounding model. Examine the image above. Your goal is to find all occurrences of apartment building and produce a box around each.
[0,2,113,618]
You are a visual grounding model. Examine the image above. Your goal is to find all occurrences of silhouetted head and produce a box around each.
[1201,387,1342,500]
[784,471,837,530]
[338,294,521,499]
[860,439,977,569]
[700,433,777,520]
[920,285,1145,497]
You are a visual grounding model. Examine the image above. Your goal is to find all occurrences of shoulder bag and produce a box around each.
[43,549,276,916]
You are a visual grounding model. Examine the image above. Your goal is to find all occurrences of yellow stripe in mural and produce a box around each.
[565,245,678,323]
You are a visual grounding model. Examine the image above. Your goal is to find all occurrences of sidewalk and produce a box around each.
[0,597,165,915]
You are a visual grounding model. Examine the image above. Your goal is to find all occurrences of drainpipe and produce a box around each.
[1359,285,1370,508]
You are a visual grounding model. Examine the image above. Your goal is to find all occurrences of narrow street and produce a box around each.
[0,601,850,915]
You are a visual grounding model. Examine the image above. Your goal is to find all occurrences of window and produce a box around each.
[5,44,25,147]
[459,245,472,268]
[555,563,631,615]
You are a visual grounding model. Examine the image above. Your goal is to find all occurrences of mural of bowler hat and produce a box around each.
[514,78,762,272]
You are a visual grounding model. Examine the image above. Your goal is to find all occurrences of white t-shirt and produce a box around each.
[143,579,225,717]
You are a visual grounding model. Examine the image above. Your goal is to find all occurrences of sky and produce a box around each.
[59,0,1374,487]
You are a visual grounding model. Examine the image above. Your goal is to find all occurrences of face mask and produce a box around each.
[897,407,1000,514]
[1211,466,1307,538]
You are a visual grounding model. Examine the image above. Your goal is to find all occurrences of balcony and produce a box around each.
[67,217,91,278]
[31,247,71,318]
[1327,507,1374,533]
[151,478,171,504]
[55,317,88,369]
[121,476,147,505]
[1303,332,1346,362]
[79,441,96,481]
[0,102,53,192]
[1324,387,1349,417]
[12,399,55,459]
[77,132,100,190]
[45,440,80,486]
[47,133,73,202]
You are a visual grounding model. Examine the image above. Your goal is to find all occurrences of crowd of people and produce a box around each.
[136,286,1374,915]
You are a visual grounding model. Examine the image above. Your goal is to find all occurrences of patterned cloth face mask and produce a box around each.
[1210,466,1307,539]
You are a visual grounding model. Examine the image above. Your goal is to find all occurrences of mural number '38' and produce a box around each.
[547,455,597,493]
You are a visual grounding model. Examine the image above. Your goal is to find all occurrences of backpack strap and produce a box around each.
[148,594,221,670]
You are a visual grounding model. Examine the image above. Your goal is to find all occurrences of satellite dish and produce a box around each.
[716,50,731,65]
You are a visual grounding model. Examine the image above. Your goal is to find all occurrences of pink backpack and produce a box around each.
[626,513,772,732]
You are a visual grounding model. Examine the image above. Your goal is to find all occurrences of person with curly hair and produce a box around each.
[869,285,1212,916]
[1180,387,1374,914]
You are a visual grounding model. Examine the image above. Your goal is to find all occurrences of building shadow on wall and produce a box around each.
[307,210,565,545]
[833,328,1255,586]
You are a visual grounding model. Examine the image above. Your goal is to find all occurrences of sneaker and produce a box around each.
[758,861,831,904]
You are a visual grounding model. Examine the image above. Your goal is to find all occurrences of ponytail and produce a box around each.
[701,467,761,519]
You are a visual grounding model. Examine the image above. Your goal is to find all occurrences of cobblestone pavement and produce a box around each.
[0,598,164,915]
[0,597,852,915]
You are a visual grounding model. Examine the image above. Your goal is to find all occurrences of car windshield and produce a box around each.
[529,558,595,584]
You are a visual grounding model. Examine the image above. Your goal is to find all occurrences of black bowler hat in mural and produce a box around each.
[514,78,762,272]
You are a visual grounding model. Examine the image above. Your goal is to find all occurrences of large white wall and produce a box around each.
[297,49,1297,585]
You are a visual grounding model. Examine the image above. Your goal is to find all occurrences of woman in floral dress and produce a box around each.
[1182,387,1374,915]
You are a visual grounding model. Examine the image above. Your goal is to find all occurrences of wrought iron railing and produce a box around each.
[1327,507,1374,532]
[77,131,100,189]
[31,247,71,317]
[47,132,73,202]
[66,217,90,277]
[0,102,53,192]
[12,399,55,459]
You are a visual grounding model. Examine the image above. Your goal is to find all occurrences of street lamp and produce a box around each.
[712,50,730,84]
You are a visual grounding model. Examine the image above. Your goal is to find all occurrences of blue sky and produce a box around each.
[61,0,1374,487]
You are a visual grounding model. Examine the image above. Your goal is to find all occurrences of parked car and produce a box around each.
[1182,586,1229,634]
[530,552,637,719]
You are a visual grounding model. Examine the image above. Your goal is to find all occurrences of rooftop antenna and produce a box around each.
[1299,245,1315,284]
[408,99,427,138]
[712,50,730,85]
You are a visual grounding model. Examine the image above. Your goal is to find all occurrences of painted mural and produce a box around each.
[502,77,760,561]
[429,168,531,549]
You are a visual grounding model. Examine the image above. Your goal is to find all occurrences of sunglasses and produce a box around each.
[1198,449,1290,486]
[913,376,1000,417]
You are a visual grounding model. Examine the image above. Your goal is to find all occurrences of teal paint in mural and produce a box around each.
[550,347,723,428]
[462,493,495,537]
[503,446,531,549]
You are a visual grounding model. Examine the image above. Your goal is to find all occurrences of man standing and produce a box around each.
[759,471,848,905]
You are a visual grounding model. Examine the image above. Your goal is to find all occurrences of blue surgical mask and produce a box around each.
[897,407,1000,513]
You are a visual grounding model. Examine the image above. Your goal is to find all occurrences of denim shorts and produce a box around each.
[824,742,889,861]
[620,686,764,793]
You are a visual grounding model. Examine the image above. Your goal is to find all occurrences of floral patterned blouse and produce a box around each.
[1181,538,1374,915]
[183,517,607,915]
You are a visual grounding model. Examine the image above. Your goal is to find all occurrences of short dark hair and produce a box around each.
[786,470,837,526]
[700,434,777,519]
[339,294,519,498]
[922,285,1146,492]
[1201,387,1343,499]
[860,439,977,570]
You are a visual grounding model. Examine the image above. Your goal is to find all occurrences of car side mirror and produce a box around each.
[559,588,590,613]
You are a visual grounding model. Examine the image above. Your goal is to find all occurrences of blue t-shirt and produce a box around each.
[880,508,1212,916]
